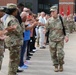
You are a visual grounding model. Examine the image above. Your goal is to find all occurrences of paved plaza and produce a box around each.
[0,32,76,75]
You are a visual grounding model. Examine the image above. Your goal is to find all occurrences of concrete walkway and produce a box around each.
[0,32,76,75]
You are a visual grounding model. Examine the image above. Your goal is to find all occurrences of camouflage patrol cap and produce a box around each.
[7,3,17,9]
[50,5,58,11]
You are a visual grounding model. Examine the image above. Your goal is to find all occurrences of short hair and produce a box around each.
[5,8,17,15]
[17,3,24,7]
[20,11,27,19]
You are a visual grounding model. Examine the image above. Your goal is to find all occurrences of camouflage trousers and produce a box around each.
[8,46,21,75]
[0,49,4,70]
[49,40,65,66]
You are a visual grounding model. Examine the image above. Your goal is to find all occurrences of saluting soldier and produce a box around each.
[45,5,69,72]
[4,3,23,75]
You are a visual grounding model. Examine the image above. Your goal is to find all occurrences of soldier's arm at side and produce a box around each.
[63,17,69,37]
[63,18,69,42]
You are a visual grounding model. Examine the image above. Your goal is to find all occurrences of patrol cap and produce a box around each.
[6,3,17,9]
[50,5,58,11]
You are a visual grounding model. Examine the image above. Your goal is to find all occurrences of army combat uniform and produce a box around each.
[5,15,23,75]
[5,3,23,75]
[66,15,75,33]
[0,7,5,70]
[46,5,69,72]
[0,21,5,70]
[46,16,65,65]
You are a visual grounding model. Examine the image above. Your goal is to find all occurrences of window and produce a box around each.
[38,0,59,14]
[25,2,33,10]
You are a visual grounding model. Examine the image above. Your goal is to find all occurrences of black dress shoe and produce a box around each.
[17,69,23,72]
[29,53,33,56]
[40,46,46,49]
[30,51,35,53]
[26,56,31,60]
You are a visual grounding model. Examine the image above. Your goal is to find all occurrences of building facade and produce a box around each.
[0,0,17,6]
[0,0,76,14]
[59,0,75,14]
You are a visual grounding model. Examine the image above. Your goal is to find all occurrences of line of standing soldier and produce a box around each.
[0,3,24,75]
[0,3,38,75]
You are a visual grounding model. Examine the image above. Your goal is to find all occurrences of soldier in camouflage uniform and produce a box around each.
[45,5,69,72]
[0,7,8,70]
[66,14,75,33]
[5,3,23,75]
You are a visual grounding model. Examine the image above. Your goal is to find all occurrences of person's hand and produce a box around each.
[0,35,8,40]
[38,22,45,26]
[0,30,8,36]
[12,25,17,29]
[6,25,17,31]
[3,30,8,34]
[64,36,69,43]
[33,21,38,26]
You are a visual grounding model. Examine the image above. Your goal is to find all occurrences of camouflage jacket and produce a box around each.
[66,19,75,27]
[46,16,69,42]
[0,20,4,46]
[5,15,23,47]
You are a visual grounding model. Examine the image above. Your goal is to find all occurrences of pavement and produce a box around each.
[0,32,76,75]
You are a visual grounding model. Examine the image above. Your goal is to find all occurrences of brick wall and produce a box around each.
[0,0,75,14]
[59,0,75,14]
[0,0,17,6]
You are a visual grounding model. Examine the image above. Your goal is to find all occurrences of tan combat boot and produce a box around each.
[59,65,63,72]
[54,65,58,72]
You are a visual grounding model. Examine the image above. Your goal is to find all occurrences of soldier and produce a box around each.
[45,5,69,72]
[66,14,75,33]
[0,7,8,70]
[4,3,23,75]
